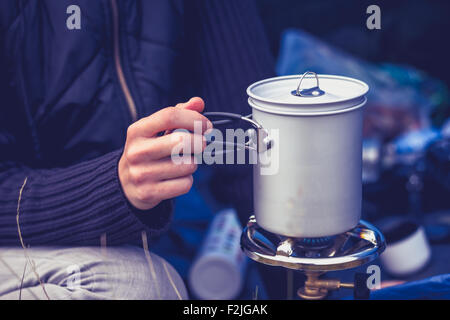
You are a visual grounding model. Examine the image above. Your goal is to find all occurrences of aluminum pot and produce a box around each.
[206,72,369,238]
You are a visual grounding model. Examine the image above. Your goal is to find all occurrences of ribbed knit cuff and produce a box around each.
[18,149,173,246]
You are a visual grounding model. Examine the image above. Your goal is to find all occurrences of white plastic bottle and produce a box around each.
[189,208,248,300]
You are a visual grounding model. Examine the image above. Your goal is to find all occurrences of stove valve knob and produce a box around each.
[354,273,371,300]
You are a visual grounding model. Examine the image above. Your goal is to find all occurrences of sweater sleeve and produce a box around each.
[183,0,276,224]
[0,149,173,246]
[0,3,173,247]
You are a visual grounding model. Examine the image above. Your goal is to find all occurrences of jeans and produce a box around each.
[0,246,187,300]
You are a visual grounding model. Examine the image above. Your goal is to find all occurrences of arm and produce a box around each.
[0,2,211,246]
[0,99,211,246]
[0,150,171,246]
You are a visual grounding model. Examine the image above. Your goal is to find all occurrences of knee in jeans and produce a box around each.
[142,254,187,300]
[62,247,188,300]
[110,250,188,300]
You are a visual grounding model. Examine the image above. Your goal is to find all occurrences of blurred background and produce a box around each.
[259,0,450,92]
[256,0,450,224]
[152,0,450,300]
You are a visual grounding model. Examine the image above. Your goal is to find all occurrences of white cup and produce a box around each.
[378,218,431,277]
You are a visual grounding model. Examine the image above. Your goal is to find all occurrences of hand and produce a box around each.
[118,97,212,210]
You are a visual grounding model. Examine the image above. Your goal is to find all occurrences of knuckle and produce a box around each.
[127,124,137,139]
[135,186,155,203]
[171,131,192,152]
[164,107,178,126]
[128,167,144,184]
[171,131,188,141]
[135,188,148,202]
[125,147,140,164]
[165,106,177,116]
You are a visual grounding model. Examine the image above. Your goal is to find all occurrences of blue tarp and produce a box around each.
[370,274,450,299]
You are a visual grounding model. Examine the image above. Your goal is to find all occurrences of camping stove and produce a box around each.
[241,216,386,300]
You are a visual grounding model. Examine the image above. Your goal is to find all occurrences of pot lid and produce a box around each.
[247,72,369,115]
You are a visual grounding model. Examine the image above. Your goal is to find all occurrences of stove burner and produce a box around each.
[240,216,386,300]
[241,215,385,272]
[296,236,334,250]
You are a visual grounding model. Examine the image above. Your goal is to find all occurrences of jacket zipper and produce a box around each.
[110,0,138,122]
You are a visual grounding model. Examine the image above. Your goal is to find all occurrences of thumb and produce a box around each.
[164,97,207,136]
[176,97,205,113]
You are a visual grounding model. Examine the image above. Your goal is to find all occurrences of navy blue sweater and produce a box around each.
[0,0,274,245]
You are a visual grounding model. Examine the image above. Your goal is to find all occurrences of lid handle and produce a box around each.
[291,71,325,97]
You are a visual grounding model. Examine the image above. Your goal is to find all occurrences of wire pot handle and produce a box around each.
[203,112,271,153]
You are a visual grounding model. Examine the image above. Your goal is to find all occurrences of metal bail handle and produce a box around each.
[202,112,272,153]
[291,71,325,97]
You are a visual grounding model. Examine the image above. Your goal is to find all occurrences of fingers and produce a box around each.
[133,175,194,205]
[165,98,207,135]
[129,158,198,182]
[127,174,194,209]
[132,104,211,138]
[157,175,194,200]
[126,132,206,162]
[119,98,210,211]
[156,158,197,180]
